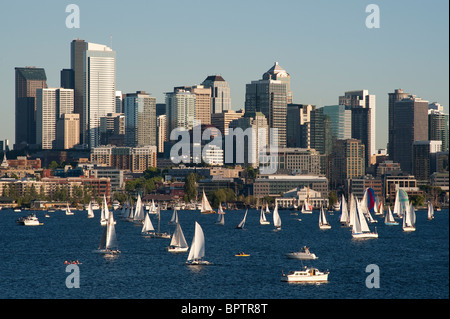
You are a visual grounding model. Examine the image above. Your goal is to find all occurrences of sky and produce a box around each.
[0,0,448,149]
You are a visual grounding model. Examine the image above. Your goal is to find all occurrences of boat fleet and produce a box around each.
[10,186,438,283]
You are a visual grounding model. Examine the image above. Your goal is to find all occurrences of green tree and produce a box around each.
[184,173,198,202]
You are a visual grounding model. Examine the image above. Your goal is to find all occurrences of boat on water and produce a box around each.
[65,204,74,215]
[273,203,281,230]
[112,200,120,210]
[200,189,215,214]
[215,203,225,225]
[235,252,250,257]
[236,209,248,229]
[403,202,416,232]
[259,205,270,225]
[427,201,434,221]
[168,208,179,225]
[17,214,42,226]
[384,206,399,226]
[319,206,331,230]
[351,196,378,239]
[281,266,329,283]
[301,200,313,214]
[95,208,120,255]
[339,194,349,226]
[285,246,318,260]
[148,207,171,239]
[186,222,211,265]
[87,201,95,219]
[167,222,189,253]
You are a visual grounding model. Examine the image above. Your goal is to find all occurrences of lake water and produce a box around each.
[0,207,448,300]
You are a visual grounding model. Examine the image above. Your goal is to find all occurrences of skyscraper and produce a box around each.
[428,107,449,152]
[286,104,315,148]
[14,67,48,148]
[391,96,429,173]
[175,85,211,125]
[245,63,289,148]
[165,88,196,133]
[123,91,157,147]
[262,62,293,104]
[329,138,365,188]
[82,42,116,148]
[201,75,231,114]
[321,105,352,140]
[339,90,376,167]
[36,88,74,149]
[70,39,88,140]
[388,89,411,158]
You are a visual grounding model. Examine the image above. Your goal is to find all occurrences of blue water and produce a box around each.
[0,208,448,299]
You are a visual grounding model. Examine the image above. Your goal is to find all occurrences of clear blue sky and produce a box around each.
[0,0,448,149]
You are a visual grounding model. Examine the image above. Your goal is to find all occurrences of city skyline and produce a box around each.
[0,0,448,149]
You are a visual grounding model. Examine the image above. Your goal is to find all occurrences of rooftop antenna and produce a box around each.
[110,35,113,49]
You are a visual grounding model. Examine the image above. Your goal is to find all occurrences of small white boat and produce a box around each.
[65,204,74,215]
[402,203,416,232]
[95,209,120,255]
[273,203,281,230]
[186,222,211,265]
[87,201,95,219]
[236,209,248,229]
[427,201,434,221]
[200,189,215,214]
[18,214,42,226]
[384,206,399,226]
[351,197,378,239]
[319,207,331,230]
[167,223,189,253]
[285,246,318,260]
[259,206,270,225]
[215,203,225,225]
[112,200,120,210]
[281,266,329,283]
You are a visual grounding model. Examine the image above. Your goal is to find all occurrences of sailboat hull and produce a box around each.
[352,232,378,239]
[201,210,215,214]
[402,226,416,232]
[260,221,270,225]
[385,222,399,226]
[319,224,331,230]
[94,249,120,255]
[167,246,189,253]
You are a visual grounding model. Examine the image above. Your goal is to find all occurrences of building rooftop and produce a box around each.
[15,67,47,81]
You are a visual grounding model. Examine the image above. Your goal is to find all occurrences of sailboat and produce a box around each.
[186,222,210,265]
[150,207,171,238]
[148,199,157,215]
[393,189,409,218]
[168,208,179,225]
[236,209,248,229]
[167,222,189,253]
[200,189,215,214]
[427,201,434,220]
[319,206,331,230]
[215,203,225,225]
[95,207,120,255]
[273,203,281,230]
[384,206,399,226]
[265,202,271,214]
[339,194,349,226]
[402,203,416,232]
[65,204,74,215]
[259,206,270,225]
[141,211,155,236]
[301,189,313,214]
[101,195,114,226]
[133,194,145,224]
[87,201,94,218]
[351,198,378,239]
[361,188,377,223]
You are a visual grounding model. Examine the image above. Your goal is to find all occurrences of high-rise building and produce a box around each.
[124,91,156,147]
[339,90,376,167]
[82,42,116,148]
[329,138,365,188]
[388,89,410,157]
[310,108,332,155]
[262,62,293,104]
[245,63,289,148]
[115,91,123,113]
[165,88,196,133]
[56,113,80,149]
[201,75,231,114]
[391,96,429,173]
[14,67,48,148]
[286,104,315,148]
[99,112,125,146]
[211,109,245,136]
[175,85,211,125]
[70,39,88,140]
[36,88,74,150]
[412,140,442,181]
[428,107,449,152]
[321,105,352,140]
[157,114,167,154]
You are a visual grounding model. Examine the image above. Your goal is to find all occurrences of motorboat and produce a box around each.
[285,246,318,260]
[281,266,329,283]
[17,214,42,226]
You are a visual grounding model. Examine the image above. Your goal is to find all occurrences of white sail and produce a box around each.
[427,201,434,220]
[259,207,269,225]
[265,202,270,214]
[236,209,248,229]
[170,223,188,249]
[142,212,155,233]
[105,212,118,250]
[134,194,145,222]
[215,212,225,225]
[87,201,94,218]
[319,206,330,228]
[339,194,349,225]
[201,190,214,213]
[385,206,397,224]
[403,203,416,229]
[187,222,205,262]
[273,203,281,229]
[169,208,179,225]
[349,194,357,227]
[357,200,371,233]
[352,200,362,234]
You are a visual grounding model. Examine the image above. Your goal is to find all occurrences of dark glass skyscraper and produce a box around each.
[14,67,47,149]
